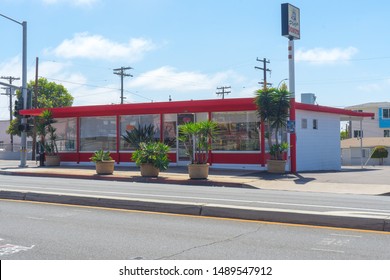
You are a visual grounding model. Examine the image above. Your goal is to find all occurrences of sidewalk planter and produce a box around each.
[188,163,209,179]
[140,163,160,177]
[95,160,115,175]
[131,142,170,178]
[267,159,287,174]
[45,155,61,166]
[90,150,115,175]
[178,120,218,180]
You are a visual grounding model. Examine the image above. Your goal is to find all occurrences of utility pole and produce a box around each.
[255,58,271,168]
[216,86,231,99]
[1,76,20,152]
[255,57,272,89]
[113,66,133,104]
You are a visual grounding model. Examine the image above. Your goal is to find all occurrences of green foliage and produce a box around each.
[270,142,289,159]
[122,124,156,149]
[371,146,389,159]
[90,149,113,162]
[36,110,58,156]
[178,120,218,164]
[29,77,74,108]
[340,130,349,140]
[7,77,74,137]
[131,142,170,171]
[255,87,291,160]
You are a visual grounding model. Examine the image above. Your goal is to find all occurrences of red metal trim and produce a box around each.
[76,117,80,164]
[290,98,297,173]
[21,98,374,119]
[296,103,374,118]
[260,121,265,167]
[116,115,120,164]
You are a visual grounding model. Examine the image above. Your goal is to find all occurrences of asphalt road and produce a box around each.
[1,199,390,260]
[1,174,390,217]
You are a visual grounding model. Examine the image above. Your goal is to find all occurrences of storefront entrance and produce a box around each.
[177,113,195,164]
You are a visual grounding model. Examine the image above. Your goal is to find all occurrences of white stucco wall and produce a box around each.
[296,110,341,171]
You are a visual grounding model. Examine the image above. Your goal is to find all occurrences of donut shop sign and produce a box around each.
[281,3,300,40]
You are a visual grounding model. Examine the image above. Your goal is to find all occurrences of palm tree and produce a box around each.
[255,86,290,160]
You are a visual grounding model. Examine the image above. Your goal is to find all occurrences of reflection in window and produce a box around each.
[80,117,117,151]
[52,118,77,151]
[212,111,260,151]
[120,114,160,150]
[163,114,177,148]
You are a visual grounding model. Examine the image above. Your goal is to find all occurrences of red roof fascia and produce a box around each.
[20,97,374,119]
[295,103,374,118]
[20,98,257,118]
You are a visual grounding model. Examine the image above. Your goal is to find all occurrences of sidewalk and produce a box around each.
[1,160,390,232]
[1,160,390,195]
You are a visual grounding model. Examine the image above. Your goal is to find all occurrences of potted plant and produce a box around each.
[36,109,61,166]
[131,141,170,177]
[122,124,156,149]
[90,149,115,175]
[255,85,290,173]
[178,120,218,179]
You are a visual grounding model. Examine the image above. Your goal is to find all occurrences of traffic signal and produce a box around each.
[17,123,33,132]
[13,97,24,118]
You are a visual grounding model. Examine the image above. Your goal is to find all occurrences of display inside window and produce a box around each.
[80,117,117,151]
[52,118,77,151]
[212,111,260,151]
[120,114,160,150]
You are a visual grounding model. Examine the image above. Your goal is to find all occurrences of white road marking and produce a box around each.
[330,233,362,238]
[311,248,345,253]
[2,184,390,214]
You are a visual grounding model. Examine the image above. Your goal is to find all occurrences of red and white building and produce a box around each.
[21,97,373,172]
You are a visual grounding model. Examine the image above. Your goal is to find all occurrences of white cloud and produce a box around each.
[129,66,242,92]
[296,47,358,64]
[48,33,156,61]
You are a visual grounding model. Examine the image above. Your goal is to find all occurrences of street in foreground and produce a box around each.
[1,199,390,260]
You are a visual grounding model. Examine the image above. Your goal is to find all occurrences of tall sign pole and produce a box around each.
[0,14,28,167]
[281,3,300,173]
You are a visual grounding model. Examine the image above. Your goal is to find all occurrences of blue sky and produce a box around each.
[1,0,389,120]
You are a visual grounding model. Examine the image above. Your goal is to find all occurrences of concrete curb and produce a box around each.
[0,170,256,189]
[1,190,389,232]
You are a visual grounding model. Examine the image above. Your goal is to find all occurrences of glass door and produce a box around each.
[177,113,195,164]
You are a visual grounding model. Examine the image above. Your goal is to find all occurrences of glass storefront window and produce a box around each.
[212,111,260,151]
[52,118,77,151]
[163,114,177,148]
[120,114,160,150]
[80,117,116,151]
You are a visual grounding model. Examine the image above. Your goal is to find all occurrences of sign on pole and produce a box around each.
[281,3,300,40]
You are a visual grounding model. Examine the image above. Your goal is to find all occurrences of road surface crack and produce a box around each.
[157,226,262,260]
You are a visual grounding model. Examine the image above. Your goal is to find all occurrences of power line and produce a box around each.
[113,66,133,104]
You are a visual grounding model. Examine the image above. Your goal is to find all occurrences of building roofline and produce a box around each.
[21,97,374,119]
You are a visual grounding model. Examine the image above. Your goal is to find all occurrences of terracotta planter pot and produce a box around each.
[140,163,160,177]
[45,155,61,166]
[188,163,209,179]
[267,159,287,173]
[95,160,115,175]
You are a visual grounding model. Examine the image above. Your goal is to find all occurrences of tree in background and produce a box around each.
[7,77,74,136]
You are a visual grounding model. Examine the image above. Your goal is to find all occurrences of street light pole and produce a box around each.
[0,14,28,167]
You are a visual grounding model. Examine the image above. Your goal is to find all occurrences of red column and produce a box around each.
[290,98,297,173]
